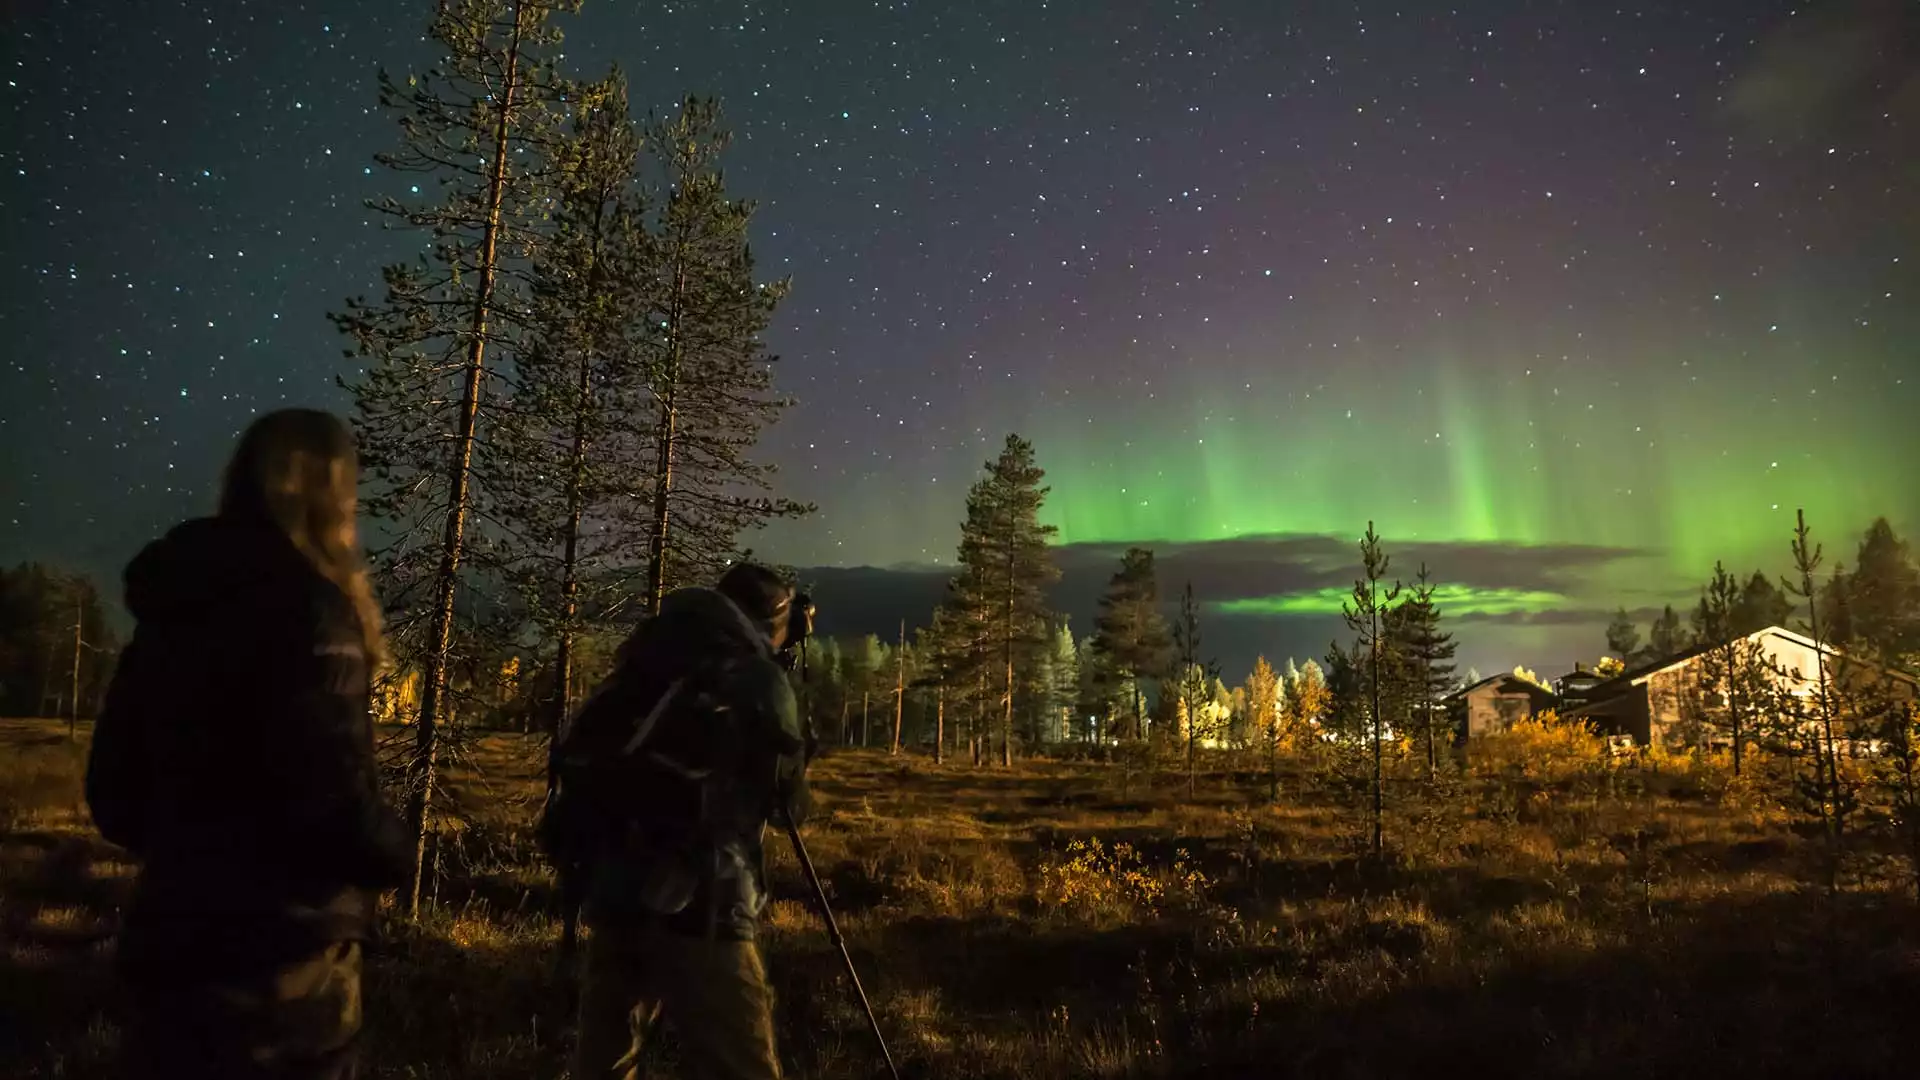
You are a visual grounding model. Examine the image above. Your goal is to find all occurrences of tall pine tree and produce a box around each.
[633,97,808,612]
[950,435,1059,766]
[1089,547,1174,742]
[1171,581,1222,797]
[500,69,651,747]
[333,0,577,915]
[1783,509,1852,899]
[1342,522,1401,856]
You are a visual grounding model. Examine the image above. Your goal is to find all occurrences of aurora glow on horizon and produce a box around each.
[4,1,1915,676]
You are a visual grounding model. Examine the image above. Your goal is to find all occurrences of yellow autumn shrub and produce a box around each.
[1468,710,1611,786]
[1036,837,1210,920]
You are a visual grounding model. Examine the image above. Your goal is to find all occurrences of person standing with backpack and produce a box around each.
[552,563,815,1080]
[84,408,413,1079]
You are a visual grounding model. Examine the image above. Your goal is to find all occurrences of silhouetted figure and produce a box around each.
[548,563,814,1080]
[86,408,411,1080]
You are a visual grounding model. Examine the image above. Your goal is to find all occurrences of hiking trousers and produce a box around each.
[117,938,364,1080]
[572,918,782,1080]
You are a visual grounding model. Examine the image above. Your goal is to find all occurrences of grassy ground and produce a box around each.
[3,716,1917,1078]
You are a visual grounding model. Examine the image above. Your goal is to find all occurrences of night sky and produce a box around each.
[4,0,1916,679]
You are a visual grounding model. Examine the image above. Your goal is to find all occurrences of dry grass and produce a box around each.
[2,717,1917,1078]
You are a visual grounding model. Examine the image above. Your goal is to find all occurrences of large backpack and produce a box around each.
[538,620,750,877]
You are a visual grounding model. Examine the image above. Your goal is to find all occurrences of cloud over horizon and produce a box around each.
[798,533,1675,682]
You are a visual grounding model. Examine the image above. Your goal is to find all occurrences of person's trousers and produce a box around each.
[572,919,782,1080]
[118,939,364,1080]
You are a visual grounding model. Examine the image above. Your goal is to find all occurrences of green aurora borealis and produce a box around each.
[1028,351,1915,633]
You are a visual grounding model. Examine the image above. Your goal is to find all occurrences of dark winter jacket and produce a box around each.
[85,516,413,980]
[567,585,811,941]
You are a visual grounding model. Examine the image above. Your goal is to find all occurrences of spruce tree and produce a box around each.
[633,98,808,611]
[1846,518,1920,658]
[1734,570,1793,635]
[1820,565,1857,648]
[1342,522,1401,856]
[332,0,577,915]
[1605,607,1641,661]
[1647,604,1689,661]
[1090,547,1174,742]
[950,435,1059,766]
[1397,563,1457,781]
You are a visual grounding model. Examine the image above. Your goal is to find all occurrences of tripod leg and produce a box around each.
[786,822,901,1080]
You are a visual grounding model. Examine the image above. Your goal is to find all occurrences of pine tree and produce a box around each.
[633,97,808,612]
[1605,607,1641,661]
[1171,582,1222,797]
[1846,518,1920,659]
[891,621,908,756]
[950,436,1059,766]
[500,70,651,748]
[1647,604,1689,661]
[1246,656,1282,800]
[332,0,577,916]
[1820,565,1856,648]
[1089,547,1174,742]
[1397,563,1458,781]
[1693,561,1771,774]
[1782,509,1853,900]
[843,634,884,746]
[1342,522,1401,856]
[934,571,995,763]
[1865,698,1920,902]
[1074,633,1121,743]
[1734,570,1793,635]
[916,609,959,764]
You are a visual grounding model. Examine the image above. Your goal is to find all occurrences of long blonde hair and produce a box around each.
[218,409,388,668]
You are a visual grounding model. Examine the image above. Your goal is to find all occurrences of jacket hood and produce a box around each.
[124,516,312,625]
[655,585,775,657]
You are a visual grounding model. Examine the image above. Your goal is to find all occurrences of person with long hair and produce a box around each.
[86,407,412,1079]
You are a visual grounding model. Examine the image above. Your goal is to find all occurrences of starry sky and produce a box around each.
[3,0,1916,680]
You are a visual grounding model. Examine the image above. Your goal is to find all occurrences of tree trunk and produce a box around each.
[935,684,945,765]
[645,207,695,615]
[1003,550,1016,769]
[643,337,680,616]
[68,592,82,738]
[1370,598,1385,857]
[1268,726,1278,801]
[1422,657,1436,782]
[408,5,528,918]
[840,700,851,747]
[892,620,905,756]
[861,691,870,747]
[1187,694,1197,800]
[550,195,611,769]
